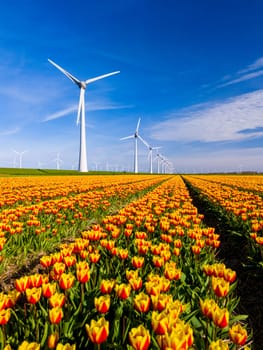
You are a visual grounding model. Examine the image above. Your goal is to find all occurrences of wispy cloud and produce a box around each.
[217,70,263,88]
[43,105,77,122]
[151,89,263,143]
[217,56,263,88]
[43,101,134,122]
[238,57,263,74]
[0,127,20,136]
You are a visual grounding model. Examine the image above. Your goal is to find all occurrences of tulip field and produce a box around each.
[1,173,262,350]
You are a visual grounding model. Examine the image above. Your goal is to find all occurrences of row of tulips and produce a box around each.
[0,175,251,349]
[0,175,160,208]
[187,174,263,194]
[0,175,167,263]
[184,175,263,258]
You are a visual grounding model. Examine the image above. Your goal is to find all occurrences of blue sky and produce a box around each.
[1,0,263,173]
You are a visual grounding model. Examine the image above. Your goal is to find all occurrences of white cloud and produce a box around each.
[238,56,263,74]
[216,56,263,88]
[217,70,263,88]
[151,89,263,143]
[0,127,20,136]
[43,105,77,122]
[43,100,133,122]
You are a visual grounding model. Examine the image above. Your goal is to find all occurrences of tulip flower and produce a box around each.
[229,323,248,346]
[191,245,201,254]
[63,255,76,267]
[0,308,11,325]
[40,255,53,268]
[89,252,100,263]
[152,256,164,268]
[212,307,229,328]
[200,298,218,319]
[174,239,182,248]
[145,281,162,296]
[15,276,29,292]
[47,332,59,349]
[164,266,181,281]
[5,290,20,308]
[160,277,171,292]
[100,279,115,294]
[85,317,109,344]
[211,276,230,298]
[151,310,169,335]
[156,328,188,350]
[59,273,75,290]
[132,256,145,269]
[49,292,66,308]
[124,228,133,237]
[26,287,42,304]
[126,269,139,281]
[56,344,76,350]
[203,264,214,276]
[151,294,173,312]
[129,277,143,291]
[115,283,131,300]
[18,341,40,350]
[209,339,229,350]
[134,292,151,313]
[173,247,181,256]
[52,262,66,276]
[118,248,129,260]
[49,306,63,324]
[4,345,12,350]
[160,249,171,262]
[76,267,90,284]
[129,324,151,350]
[94,295,110,313]
[29,274,43,288]
[42,283,57,298]
[223,268,237,283]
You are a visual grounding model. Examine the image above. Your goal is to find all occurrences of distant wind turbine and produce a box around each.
[48,59,120,172]
[13,150,27,169]
[120,118,146,173]
[139,138,161,174]
[53,152,63,170]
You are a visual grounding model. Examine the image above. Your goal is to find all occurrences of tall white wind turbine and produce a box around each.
[48,59,120,172]
[120,118,146,173]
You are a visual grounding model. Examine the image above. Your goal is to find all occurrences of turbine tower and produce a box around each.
[48,59,120,172]
[13,150,27,169]
[120,118,146,173]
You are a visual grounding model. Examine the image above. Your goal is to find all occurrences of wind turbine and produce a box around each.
[140,139,161,174]
[48,59,120,172]
[13,150,27,169]
[155,152,163,174]
[53,152,63,170]
[120,118,146,173]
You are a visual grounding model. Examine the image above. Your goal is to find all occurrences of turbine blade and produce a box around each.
[120,135,134,140]
[136,118,141,133]
[76,89,85,125]
[86,71,120,84]
[48,59,81,86]
[138,135,149,148]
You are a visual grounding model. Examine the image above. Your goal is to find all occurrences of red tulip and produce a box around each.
[49,306,63,324]
[85,317,109,344]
